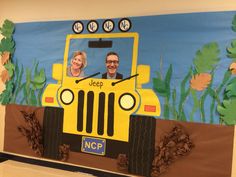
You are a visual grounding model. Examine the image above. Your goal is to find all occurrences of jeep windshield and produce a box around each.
[66,37,134,80]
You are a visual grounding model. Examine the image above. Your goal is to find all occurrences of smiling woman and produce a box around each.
[67,50,87,77]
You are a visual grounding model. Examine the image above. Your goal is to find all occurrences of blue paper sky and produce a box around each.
[13,11,236,123]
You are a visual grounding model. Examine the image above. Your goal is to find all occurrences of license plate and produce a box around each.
[81,136,106,156]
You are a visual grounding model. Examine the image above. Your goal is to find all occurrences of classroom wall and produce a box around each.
[0,0,236,23]
[0,0,236,176]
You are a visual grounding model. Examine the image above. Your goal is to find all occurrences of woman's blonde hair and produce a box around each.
[71,51,87,69]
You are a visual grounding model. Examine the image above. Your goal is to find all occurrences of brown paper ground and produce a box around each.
[3,104,235,177]
[155,119,234,177]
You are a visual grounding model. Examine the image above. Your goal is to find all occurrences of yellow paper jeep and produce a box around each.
[41,32,161,176]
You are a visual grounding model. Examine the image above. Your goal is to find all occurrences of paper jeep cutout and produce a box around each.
[42,32,161,159]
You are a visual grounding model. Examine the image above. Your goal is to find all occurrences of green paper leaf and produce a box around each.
[31,68,46,89]
[217,98,236,125]
[153,77,167,96]
[227,39,236,61]
[0,90,11,104]
[164,64,172,99]
[165,64,172,85]
[4,62,15,77]
[22,83,29,104]
[156,71,162,80]
[227,46,236,54]
[193,42,220,73]
[223,100,231,108]
[33,69,46,84]
[33,60,39,76]
[0,20,14,38]
[0,80,14,104]
[217,105,225,116]
[0,37,15,54]
[232,15,236,32]
[30,89,37,106]
[208,88,217,99]
[35,83,45,90]
[25,68,31,94]
[225,77,236,98]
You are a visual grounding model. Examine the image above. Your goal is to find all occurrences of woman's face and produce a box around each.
[71,55,83,70]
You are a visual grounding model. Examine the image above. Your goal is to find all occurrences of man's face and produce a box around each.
[106,54,119,77]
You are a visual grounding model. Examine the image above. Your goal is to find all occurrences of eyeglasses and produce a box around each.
[106,60,119,64]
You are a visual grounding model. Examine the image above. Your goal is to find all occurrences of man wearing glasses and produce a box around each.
[102,52,123,79]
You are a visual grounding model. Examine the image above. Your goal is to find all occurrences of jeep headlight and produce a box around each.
[60,89,74,105]
[119,93,136,110]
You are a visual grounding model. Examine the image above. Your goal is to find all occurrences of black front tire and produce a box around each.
[128,115,156,177]
[43,107,64,160]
